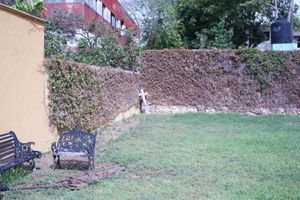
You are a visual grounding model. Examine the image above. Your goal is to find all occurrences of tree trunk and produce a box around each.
[274,0,278,20]
[288,0,294,22]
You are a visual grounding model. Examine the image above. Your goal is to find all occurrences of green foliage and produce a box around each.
[292,15,300,31]
[1,166,27,185]
[70,32,129,68]
[44,20,67,58]
[12,0,43,17]
[175,0,276,48]
[142,1,185,49]
[238,48,289,91]
[127,0,299,49]
[122,30,143,69]
[45,13,140,70]
[261,0,299,22]
[45,59,102,132]
[195,16,234,49]
[45,58,139,133]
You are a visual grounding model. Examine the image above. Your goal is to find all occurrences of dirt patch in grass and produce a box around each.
[96,119,139,158]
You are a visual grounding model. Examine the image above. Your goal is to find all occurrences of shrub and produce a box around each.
[45,59,140,132]
[45,59,103,132]
[45,12,140,71]
[44,20,67,58]
[238,48,290,91]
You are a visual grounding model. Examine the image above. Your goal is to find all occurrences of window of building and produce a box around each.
[121,22,126,35]
[97,1,103,16]
[91,0,96,10]
[111,14,116,28]
[87,0,93,8]
[104,7,111,23]
[102,4,105,17]
[95,0,98,13]
[116,19,121,29]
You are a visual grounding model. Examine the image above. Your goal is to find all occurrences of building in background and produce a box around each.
[44,0,139,37]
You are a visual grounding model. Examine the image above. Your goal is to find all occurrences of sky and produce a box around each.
[296,0,300,15]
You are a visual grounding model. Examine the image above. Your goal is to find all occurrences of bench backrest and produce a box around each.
[0,132,18,167]
[57,129,97,155]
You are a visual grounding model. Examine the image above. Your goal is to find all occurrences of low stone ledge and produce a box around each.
[147,105,198,114]
[146,105,300,116]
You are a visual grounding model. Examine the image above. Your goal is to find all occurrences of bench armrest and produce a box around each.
[16,141,36,153]
[19,141,35,150]
[23,141,35,146]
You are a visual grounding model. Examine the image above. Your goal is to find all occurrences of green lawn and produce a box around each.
[2,113,300,199]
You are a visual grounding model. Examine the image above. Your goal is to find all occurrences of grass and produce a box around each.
[2,113,300,199]
[1,166,28,185]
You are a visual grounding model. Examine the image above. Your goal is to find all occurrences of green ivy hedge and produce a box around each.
[45,50,300,132]
[45,59,140,133]
[140,49,300,110]
[45,59,103,132]
[238,49,291,91]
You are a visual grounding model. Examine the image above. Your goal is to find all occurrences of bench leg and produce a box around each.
[53,155,57,169]
[88,156,94,170]
[53,155,61,169]
[29,159,36,171]
[57,155,61,169]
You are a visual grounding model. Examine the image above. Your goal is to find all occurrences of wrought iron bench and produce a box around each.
[51,129,97,170]
[0,131,42,175]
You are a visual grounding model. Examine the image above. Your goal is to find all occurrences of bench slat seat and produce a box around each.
[0,131,42,174]
[57,152,87,157]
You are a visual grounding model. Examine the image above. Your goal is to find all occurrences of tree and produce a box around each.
[123,0,185,49]
[177,0,300,48]
[44,19,67,58]
[12,0,44,17]
[264,0,298,21]
[230,0,268,47]
[195,16,234,49]
[45,12,140,70]
[176,0,250,48]
[123,0,300,49]
[287,0,294,21]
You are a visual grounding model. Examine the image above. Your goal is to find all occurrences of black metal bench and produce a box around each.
[51,129,97,170]
[0,131,42,175]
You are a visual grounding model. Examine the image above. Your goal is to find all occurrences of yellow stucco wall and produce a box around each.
[0,5,56,151]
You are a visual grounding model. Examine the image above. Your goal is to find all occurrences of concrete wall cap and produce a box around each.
[0,3,46,26]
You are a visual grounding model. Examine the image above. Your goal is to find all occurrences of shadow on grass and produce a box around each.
[54,159,89,171]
